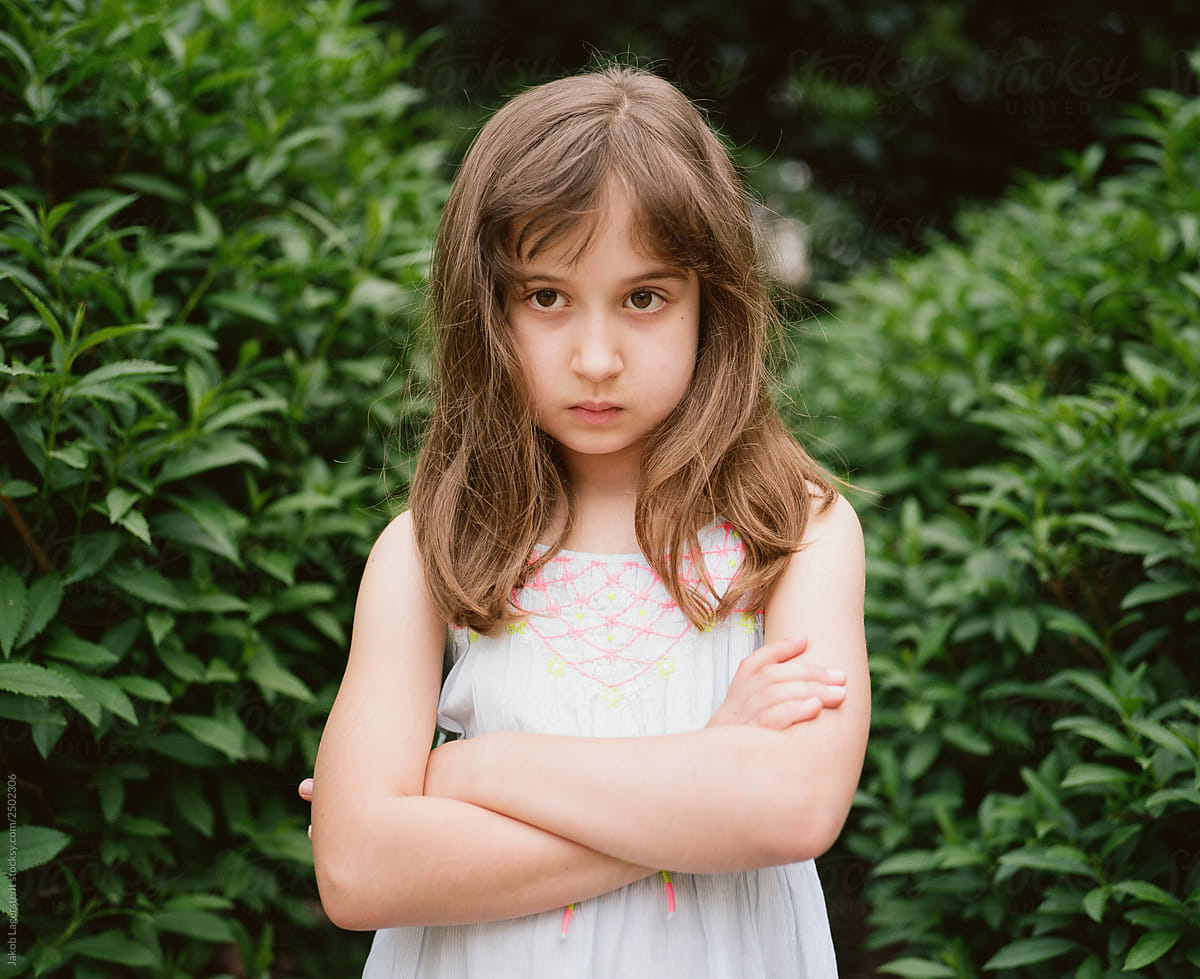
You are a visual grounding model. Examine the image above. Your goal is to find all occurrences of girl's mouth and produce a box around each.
[570,403,622,424]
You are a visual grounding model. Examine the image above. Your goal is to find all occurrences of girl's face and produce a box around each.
[507,184,701,485]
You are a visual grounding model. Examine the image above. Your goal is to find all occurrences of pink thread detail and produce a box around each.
[559,903,574,940]
[661,870,677,918]
[503,521,756,700]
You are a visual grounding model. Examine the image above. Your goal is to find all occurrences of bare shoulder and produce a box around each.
[354,509,440,628]
[798,484,864,553]
[763,484,865,641]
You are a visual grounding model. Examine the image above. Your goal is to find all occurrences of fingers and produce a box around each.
[300,777,314,841]
[744,635,808,672]
[760,696,822,729]
[761,660,845,688]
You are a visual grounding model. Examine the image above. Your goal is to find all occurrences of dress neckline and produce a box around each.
[533,516,726,562]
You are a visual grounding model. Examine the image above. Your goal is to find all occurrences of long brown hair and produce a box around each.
[411,65,840,634]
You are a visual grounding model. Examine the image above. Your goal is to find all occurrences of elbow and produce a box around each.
[771,798,850,865]
[314,848,374,932]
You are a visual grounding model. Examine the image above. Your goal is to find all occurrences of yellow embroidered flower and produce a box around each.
[505,621,528,635]
[655,656,677,677]
[468,629,478,642]
[739,612,755,634]
[601,686,624,707]
[546,654,567,677]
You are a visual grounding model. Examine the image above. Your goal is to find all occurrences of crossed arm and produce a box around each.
[309,498,868,931]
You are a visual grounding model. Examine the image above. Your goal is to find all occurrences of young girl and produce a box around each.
[303,65,869,977]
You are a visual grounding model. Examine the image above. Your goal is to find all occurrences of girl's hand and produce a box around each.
[299,777,313,839]
[705,636,846,731]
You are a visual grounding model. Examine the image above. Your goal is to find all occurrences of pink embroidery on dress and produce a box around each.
[511,521,757,702]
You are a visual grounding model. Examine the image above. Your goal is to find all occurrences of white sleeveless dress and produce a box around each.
[361,519,839,978]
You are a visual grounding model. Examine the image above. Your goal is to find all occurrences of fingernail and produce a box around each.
[307,824,313,840]
[300,778,313,793]
[826,669,846,682]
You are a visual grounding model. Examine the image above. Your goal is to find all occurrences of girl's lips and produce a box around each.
[569,404,622,425]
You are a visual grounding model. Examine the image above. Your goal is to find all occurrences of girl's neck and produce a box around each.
[548,488,638,554]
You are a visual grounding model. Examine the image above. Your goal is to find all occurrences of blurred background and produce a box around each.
[2,1,1198,976]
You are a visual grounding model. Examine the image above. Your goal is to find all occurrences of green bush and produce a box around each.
[791,52,1200,978]
[0,1,446,974]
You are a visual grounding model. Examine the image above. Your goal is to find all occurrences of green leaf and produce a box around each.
[1052,669,1124,715]
[245,647,314,701]
[1043,610,1105,652]
[873,850,940,876]
[983,937,1077,969]
[1142,786,1200,817]
[996,845,1098,882]
[105,487,138,523]
[113,675,172,704]
[7,277,63,352]
[248,550,295,586]
[104,562,186,610]
[65,930,158,968]
[45,633,120,668]
[171,778,215,836]
[1125,717,1196,762]
[66,359,175,400]
[157,434,268,484]
[174,713,247,761]
[1005,607,1040,654]
[1123,930,1180,970]
[51,665,138,725]
[879,959,957,978]
[157,640,205,683]
[60,193,139,260]
[1121,579,1195,608]
[64,532,121,585]
[146,610,175,645]
[1111,880,1183,907]
[95,771,124,823]
[0,32,34,80]
[160,494,244,564]
[0,662,81,700]
[0,569,27,657]
[15,574,62,649]
[206,290,279,325]
[1061,763,1134,789]
[1052,716,1137,756]
[117,509,152,545]
[152,909,235,942]
[148,731,225,767]
[0,479,36,498]
[14,825,71,873]
[74,322,157,356]
[50,441,89,469]
[1083,886,1109,923]
[202,395,288,433]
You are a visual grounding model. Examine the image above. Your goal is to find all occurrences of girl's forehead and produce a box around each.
[509,182,678,269]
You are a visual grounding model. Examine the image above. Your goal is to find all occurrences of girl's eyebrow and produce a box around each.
[516,266,691,286]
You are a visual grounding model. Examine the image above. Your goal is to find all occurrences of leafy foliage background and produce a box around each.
[0,0,1198,976]
[1,0,443,973]
[790,52,1200,977]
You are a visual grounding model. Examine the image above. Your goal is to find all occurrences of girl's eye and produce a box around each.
[628,290,663,311]
[530,289,562,309]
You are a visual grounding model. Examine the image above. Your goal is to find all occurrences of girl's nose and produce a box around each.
[571,313,623,382]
